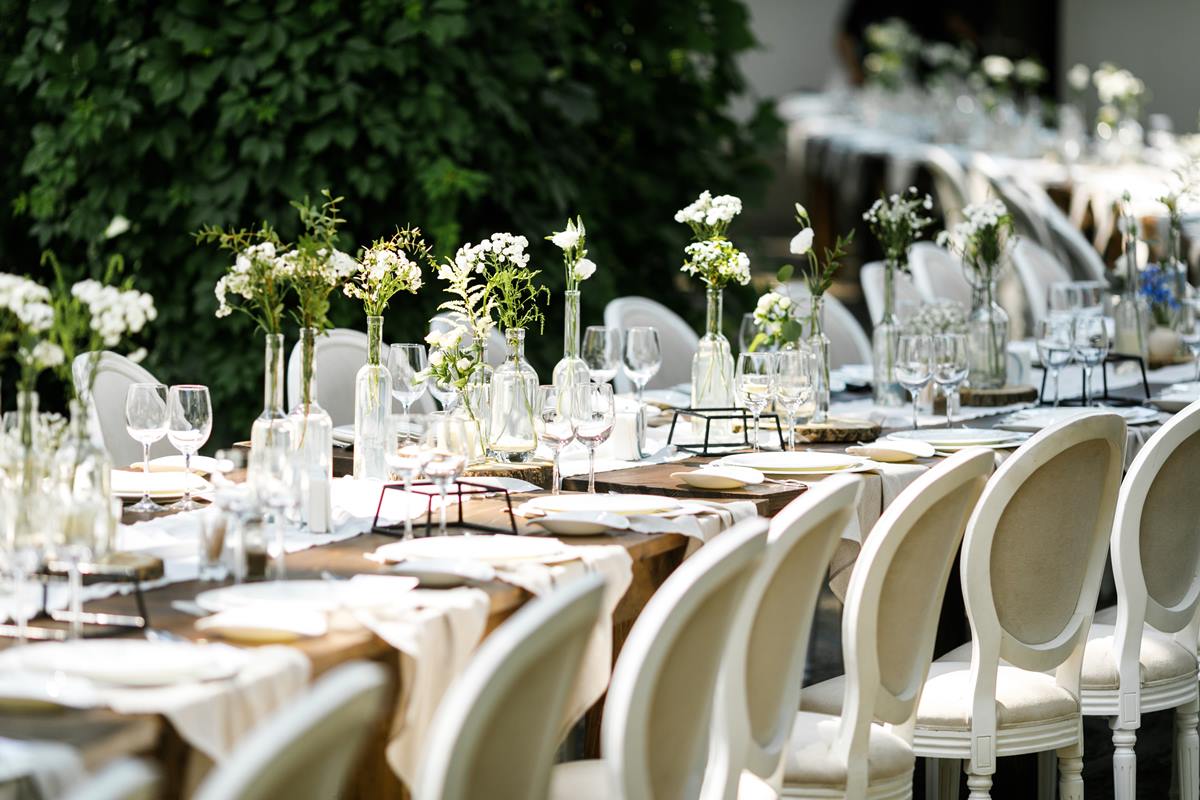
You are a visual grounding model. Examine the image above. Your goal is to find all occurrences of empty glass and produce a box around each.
[735,352,775,451]
[582,326,622,384]
[1073,315,1110,407]
[1035,316,1075,406]
[622,327,661,457]
[895,335,933,430]
[388,344,428,422]
[166,385,212,511]
[385,413,428,539]
[932,333,969,427]
[429,377,458,411]
[124,382,169,513]
[738,313,759,354]
[1180,302,1200,384]
[421,414,469,535]
[535,386,576,494]
[774,348,816,451]
[572,383,615,493]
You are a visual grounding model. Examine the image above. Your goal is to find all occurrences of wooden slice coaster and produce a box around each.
[960,384,1038,407]
[43,552,165,584]
[466,460,553,489]
[790,416,882,444]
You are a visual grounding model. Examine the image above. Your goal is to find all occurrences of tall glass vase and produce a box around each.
[354,316,392,480]
[552,289,589,391]
[10,391,48,641]
[249,333,293,486]
[966,276,1009,388]
[489,328,538,462]
[691,288,735,437]
[806,296,832,423]
[289,328,333,532]
[871,261,905,406]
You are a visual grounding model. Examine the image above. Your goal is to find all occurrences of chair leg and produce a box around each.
[1176,697,1200,800]
[1037,749,1057,800]
[1110,717,1137,800]
[1058,737,1085,800]
[925,758,961,800]
[964,762,991,800]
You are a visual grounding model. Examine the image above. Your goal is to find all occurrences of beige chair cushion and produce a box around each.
[548,759,614,800]
[916,661,1079,731]
[783,711,914,790]
[798,675,848,717]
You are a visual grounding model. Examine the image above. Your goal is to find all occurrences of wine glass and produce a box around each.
[738,312,760,354]
[388,344,428,424]
[166,385,212,511]
[124,383,169,513]
[622,327,661,457]
[774,348,816,451]
[257,431,297,580]
[385,413,428,539]
[1036,316,1075,406]
[572,383,615,494]
[429,377,458,411]
[420,413,469,535]
[535,386,576,494]
[582,326,622,384]
[1073,315,1110,407]
[1180,302,1200,384]
[1048,282,1080,315]
[895,335,933,430]
[735,352,775,451]
[932,333,969,427]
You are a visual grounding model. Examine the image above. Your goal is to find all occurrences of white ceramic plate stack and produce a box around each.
[715,451,873,476]
[194,577,418,614]
[111,469,212,502]
[523,494,681,516]
[670,465,765,490]
[996,405,1161,432]
[1149,383,1200,413]
[373,534,573,566]
[1,640,246,687]
[885,428,1028,453]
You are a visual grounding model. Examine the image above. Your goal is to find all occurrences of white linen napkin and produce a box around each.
[0,737,85,800]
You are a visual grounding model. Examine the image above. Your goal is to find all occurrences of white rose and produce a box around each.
[573,258,596,281]
[429,350,445,367]
[790,228,814,255]
[456,357,472,372]
[551,229,580,251]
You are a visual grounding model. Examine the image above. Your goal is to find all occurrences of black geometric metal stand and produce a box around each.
[666,407,786,456]
[0,560,153,641]
[371,479,518,537]
[1038,353,1150,407]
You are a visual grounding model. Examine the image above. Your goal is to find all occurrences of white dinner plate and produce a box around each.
[523,494,681,516]
[194,577,418,614]
[530,512,632,536]
[333,424,355,444]
[131,455,232,475]
[3,641,245,687]
[112,469,211,499]
[0,671,100,711]
[195,609,328,644]
[717,451,869,475]
[373,535,571,566]
[671,466,765,489]
[996,405,1161,432]
[1149,384,1200,413]
[886,428,1023,447]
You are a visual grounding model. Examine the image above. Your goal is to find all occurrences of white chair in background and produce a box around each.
[604,296,698,393]
[920,145,974,228]
[192,661,391,800]
[1015,178,1108,282]
[548,517,769,798]
[860,261,922,326]
[783,283,873,369]
[73,351,174,466]
[908,242,973,309]
[1011,239,1072,328]
[416,573,607,800]
[62,760,159,800]
[1080,399,1200,798]
[428,312,505,370]
[914,414,1126,800]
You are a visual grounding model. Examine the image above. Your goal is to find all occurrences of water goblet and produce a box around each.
[1036,316,1075,406]
[932,333,969,426]
[535,386,576,494]
[622,327,661,457]
[388,344,428,424]
[420,414,469,535]
[572,383,615,494]
[124,382,169,513]
[385,413,428,539]
[774,348,816,450]
[1073,315,1110,407]
[582,326,622,384]
[895,335,933,430]
[735,352,775,451]
[165,385,212,511]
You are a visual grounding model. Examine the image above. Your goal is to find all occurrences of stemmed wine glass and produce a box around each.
[388,344,428,424]
[774,348,816,451]
[385,413,428,540]
[1179,302,1200,384]
[582,326,622,384]
[895,335,933,430]
[735,352,775,451]
[124,382,169,513]
[1073,315,1110,407]
[572,383,615,494]
[622,327,661,458]
[932,333,969,427]
[1036,316,1075,406]
[421,414,469,535]
[166,385,212,511]
[738,313,760,354]
[429,377,458,411]
[535,386,576,494]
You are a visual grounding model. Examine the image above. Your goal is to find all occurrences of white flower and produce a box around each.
[1067,63,1090,92]
[103,215,130,239]
[789,228,814,255]
[981,55,1014,82]
[69,279,156,347]
[429,350,445,367]
[675,191,742,235]
[573,257,596,282]
[0,274,54,333]
[127,347,147,363]
[550,227,580,251]
[1014,58,1046,86]
[681,239,751,287]
[24,340,65,369]
[456,357,472,372]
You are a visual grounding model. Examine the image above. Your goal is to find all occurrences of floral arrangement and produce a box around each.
[922,41,972,80]
[1093,62,1145,123]
[676,190,751,290]
[862,17,920,89]
[980,55,1014,87]
[197,224,288,335]
[1140,264,1180,327]
[903,300,967,336]
[862,188,934,271]
[1067,63,1090,96]
[417,324,475,392]
[0,272,59,396]
[675,191,742,240]
[280,191,357,334]
[1013,58,1047,91]
[749,290,796,352]
[789,203,854,333]
[344,227,432,316]
[547,216,597,292]
[454,232,548,334]
[936,199,1014,281]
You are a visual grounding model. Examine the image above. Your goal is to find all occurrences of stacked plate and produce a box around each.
[194,577,418,614]
[112,469,211,502]
[523,494,680,516]
[373,534,573,566]
[715,451,872,476]
[332,424,355,446]
[885,428,1028,453]
[0,640,246,688]
[1149,383,1200,413]
[996,405,1161,432]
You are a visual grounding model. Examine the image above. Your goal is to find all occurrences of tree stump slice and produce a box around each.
[466,460,553,490]
[44,552,165,585]
[790,417,881,444]
[960,385,1038,407]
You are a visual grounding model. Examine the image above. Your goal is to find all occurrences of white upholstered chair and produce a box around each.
[549,517,770,799]
[920,146,973,228]
[914,413,1127,800]
[908,243,973,309]
[860,261,922,326]
[1010,239,1072,328]
[416,573,607,800]
[73,351,173,466]
[704,477,861,799]
[1014,178,1108,282]
[62,759,159,800]
[790,448,995,799]
[783,283,873,369]
[604,296,699,393]
[192,662,391,800]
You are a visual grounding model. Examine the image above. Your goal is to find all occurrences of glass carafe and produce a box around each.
[288,327,333,532]
[489,328,538,462]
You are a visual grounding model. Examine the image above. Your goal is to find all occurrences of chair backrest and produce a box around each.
[77,351,174,466]
[1110,399,1200,676]
[604,296,698,393]
[62,759,159,800]
[603,516,769,800]
[192,661,391,800]
[429,312,505,370]
[1011,239,1072,327]
[707,478,860,796]
[1015,177,1108,282]
[417,573,606,800]
[908,242,973,308]
[959,414,1124,749]
[970,155,1055,255]
[784,283,873,368]
[860,261,922,326]
[286,329,368,426]
[920,145,972,227]
[834,449,993,794]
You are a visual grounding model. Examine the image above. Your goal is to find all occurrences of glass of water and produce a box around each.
[582,326,622,384]
[895,335,933,430]
[1072,315,1110,407]
[932,333,969,427]
[1036,316,1076,406]
[166,385,212,511]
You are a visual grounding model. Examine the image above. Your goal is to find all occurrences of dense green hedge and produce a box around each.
[1,0,779,446]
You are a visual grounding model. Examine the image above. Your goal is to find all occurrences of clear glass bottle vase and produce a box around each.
[249,333,293,486]
[807,295,832,423]
[58,398,114,559]
[691,288,735,437]
[354,316,392,480]
[489,328,538,462]
[871,262,906,406]
[552,289,589,391]
[289,327,333,532]
[966,278,1009,389]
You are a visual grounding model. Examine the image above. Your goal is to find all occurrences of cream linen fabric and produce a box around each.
[782,712,913,789]
[548,759,614,800]
[0,737,85,800]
